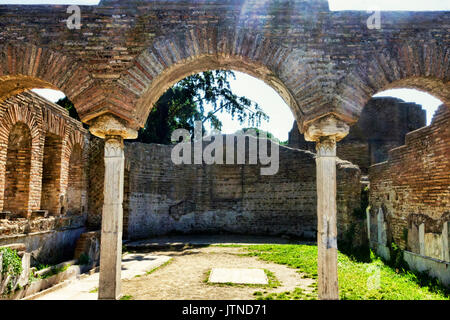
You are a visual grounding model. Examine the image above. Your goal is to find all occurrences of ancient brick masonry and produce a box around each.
[0,91,91,265]
[369,105,450,261]
[0,0,447,299]
[0,90,89,219]
[288,97,426,174]
[98,137,361,241]
[0,1,448,131]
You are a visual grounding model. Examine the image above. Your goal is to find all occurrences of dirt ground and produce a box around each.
[121,245,315,300]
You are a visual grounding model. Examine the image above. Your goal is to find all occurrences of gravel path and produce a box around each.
[122,245,315,300]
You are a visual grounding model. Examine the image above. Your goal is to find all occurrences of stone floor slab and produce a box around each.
[208,268,268,285]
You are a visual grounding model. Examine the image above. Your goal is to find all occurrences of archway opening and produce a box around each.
[330,88,445,175]
[373,88,444,126]
[65,143,84,216]
[4,122,32,217]
[136,69,295,145]
[365,85,449,266]
[40,132,63,216]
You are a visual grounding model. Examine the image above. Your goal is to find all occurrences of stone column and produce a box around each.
[305,115,349,300]
[89,114,137,300]
[98,135,124,299]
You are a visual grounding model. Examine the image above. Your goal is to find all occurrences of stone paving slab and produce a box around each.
[208,268,268,285]
[32,253,171,300]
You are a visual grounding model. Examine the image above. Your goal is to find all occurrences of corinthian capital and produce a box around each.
[88,113,138,139]
[303,114,350,143]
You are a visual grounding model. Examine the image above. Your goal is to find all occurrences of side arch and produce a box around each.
[334,42,449,124]
[60,130,88,216]
[0,43,94,118]
[0,103,43,215]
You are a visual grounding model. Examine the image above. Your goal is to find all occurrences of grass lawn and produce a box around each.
[240,244,449,300]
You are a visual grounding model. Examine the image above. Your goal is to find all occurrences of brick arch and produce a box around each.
[43,109,67,138]
[66,130,87,153]
[0,104,43,215]
[118,28,333,129]
[334,42,449,124]
[59,130,88,216]
[64,142,84,215]
[0,43,94,117]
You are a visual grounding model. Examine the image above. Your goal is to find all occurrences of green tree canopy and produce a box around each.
[56,70,270,144]
[56,96,81,122]
[136,70,269,144]
[235,127,288,146]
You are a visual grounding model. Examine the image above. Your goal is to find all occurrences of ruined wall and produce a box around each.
[121,137,362,241]
[0,216,86,265]
[288,97,426,174]
[0,91,90,264]
[0,91,90,217]
[369,105,450,262]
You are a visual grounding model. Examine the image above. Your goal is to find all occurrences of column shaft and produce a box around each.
[316,136,339,300]
[98,135,124,300]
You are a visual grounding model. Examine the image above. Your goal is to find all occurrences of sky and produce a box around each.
[328,0,450,11]
[2,0,450,11]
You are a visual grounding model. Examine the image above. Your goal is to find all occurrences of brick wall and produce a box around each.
[4,123,32,216]
[65,144,84,215]
[0,90,89,228]
[117,137,362,241]
[0,2,447,129]
[86,136,104,230]
[369,105,450,258]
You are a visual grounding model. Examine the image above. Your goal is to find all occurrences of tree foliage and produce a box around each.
[136,70,269,144]
[56,70,270,145]
[56,96,81,122]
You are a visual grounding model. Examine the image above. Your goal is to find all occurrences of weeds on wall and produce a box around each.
[77,253,91,265]
[383,241,450,297]
[0,248,23,295]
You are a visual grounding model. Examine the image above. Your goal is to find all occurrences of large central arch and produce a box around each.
[117,29,336,131]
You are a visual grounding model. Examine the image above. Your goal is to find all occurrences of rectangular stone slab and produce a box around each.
[208,268,268,285]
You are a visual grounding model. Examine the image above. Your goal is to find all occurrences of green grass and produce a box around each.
[243,244,449,300]
[210,244,246,248]
[146,259,173,275]
[120,295,133,300]
[254,286,318,300]
[40,263,71,279]
[133,259,173,278]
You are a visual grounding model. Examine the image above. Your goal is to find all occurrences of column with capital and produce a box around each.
[304,115,349,300]
[89,114,137,300]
